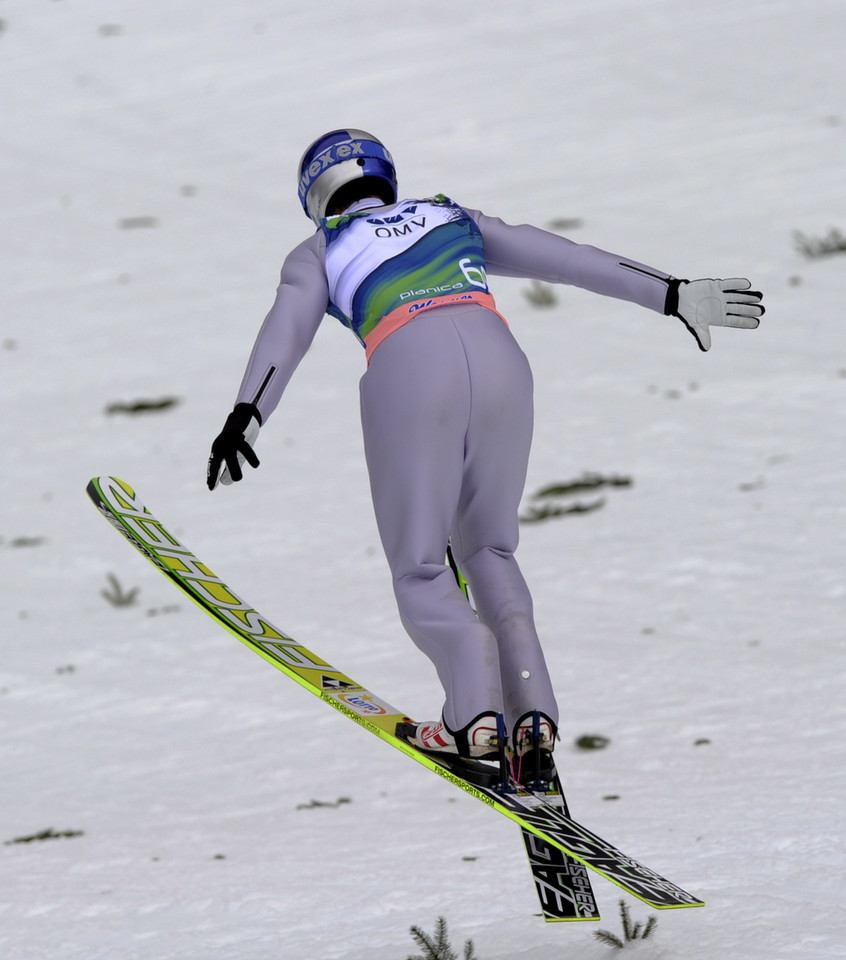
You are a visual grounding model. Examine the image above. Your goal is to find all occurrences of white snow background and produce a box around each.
[2,1,845,957]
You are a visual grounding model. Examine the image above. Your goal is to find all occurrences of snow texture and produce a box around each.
[1,1,844,957]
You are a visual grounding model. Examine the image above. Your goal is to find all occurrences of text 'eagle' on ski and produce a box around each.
[86,476,704,918]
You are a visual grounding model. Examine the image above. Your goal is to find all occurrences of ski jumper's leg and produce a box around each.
[446,309,559,734]
[360,304,557,734]
[360,307,503,731]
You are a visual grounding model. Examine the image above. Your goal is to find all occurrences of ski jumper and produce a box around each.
[232,196,673,734]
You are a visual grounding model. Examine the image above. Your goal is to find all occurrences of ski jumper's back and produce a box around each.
[321,194,507,360]
[232,196,673,420]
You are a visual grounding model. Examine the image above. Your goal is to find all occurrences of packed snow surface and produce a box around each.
[1,1,844,957]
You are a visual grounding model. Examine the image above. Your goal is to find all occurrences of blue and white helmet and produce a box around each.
[297,128,397,223]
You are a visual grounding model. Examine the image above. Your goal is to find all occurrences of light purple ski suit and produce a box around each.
[230,196,674,738]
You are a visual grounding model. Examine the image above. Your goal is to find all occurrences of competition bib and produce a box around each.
[321,195,501,358]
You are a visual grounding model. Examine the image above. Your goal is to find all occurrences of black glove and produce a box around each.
[665,278,764,351]
[207,403,262,490]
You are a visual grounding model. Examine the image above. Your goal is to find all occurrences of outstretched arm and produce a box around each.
[233,234,330,421]
[469,209,764,349]
[207,234,330,489]
[470,209,672,312]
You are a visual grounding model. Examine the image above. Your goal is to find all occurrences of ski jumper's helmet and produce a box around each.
[297,129,397,224]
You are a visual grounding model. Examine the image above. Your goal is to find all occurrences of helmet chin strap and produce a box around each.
[338,197,392,215]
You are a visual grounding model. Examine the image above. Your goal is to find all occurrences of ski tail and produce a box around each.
[445,540,600,922]
[523,832,600,921]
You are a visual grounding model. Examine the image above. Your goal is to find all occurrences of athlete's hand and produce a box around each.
[207,403,262,490]
[669,278,764,351]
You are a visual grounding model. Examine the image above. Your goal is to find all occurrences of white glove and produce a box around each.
[671,278,764,351]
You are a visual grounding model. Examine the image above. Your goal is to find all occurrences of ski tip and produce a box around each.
[86,476,134,502]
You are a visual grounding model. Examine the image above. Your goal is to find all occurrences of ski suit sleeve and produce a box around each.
[232,233,330,424]
[465,207,674,315]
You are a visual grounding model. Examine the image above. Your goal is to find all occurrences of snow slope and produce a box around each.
[1,1,845,957]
